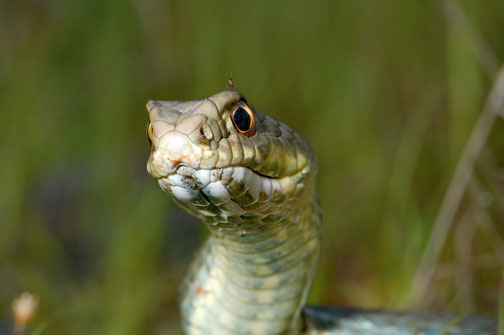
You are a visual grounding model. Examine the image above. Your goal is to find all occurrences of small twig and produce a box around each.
[410,65,504,304]
[440,0,500,79]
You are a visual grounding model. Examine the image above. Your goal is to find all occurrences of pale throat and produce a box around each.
[179,185,321,334]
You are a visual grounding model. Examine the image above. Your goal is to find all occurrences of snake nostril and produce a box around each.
[190,126,212,146]
[199,125,214,142]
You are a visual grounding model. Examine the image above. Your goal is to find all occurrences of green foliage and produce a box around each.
[1,0,503,333]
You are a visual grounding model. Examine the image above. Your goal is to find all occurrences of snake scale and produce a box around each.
[145,91,497,335]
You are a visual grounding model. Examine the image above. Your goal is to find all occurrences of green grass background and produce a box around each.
[1,0,504,334]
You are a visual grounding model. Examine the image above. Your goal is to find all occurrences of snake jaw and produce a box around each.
[157,165,281,223]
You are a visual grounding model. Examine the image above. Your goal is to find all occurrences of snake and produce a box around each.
[145,91,497,335]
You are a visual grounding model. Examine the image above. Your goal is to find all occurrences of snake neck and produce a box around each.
[145,92,323,334]
[179,189,322,335]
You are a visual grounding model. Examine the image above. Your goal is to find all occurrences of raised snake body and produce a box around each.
[146,91,496,335]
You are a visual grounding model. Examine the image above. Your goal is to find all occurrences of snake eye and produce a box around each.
[147,121,153,145]
[231,101,255,136]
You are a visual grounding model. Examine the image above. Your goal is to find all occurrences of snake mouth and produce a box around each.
[157,165,288,219]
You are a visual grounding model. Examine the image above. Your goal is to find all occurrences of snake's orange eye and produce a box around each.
[231,101,255,136]
[147,121,153,145]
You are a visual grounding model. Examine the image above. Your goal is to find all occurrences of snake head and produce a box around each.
[146,91,317,226]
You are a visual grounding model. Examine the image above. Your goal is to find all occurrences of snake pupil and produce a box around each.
[233,107,251,132]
